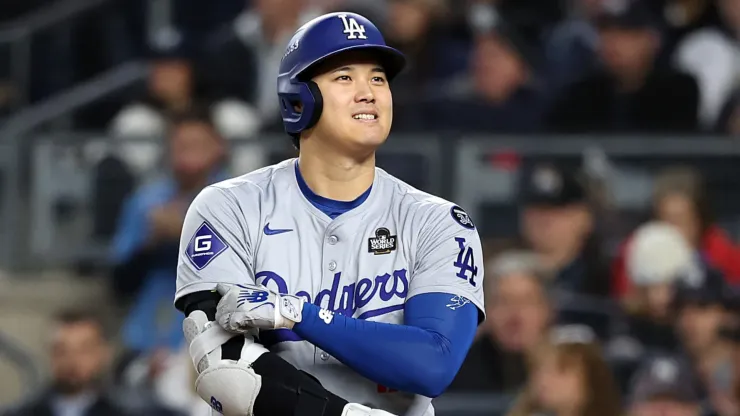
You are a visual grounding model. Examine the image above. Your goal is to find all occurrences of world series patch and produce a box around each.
[368,227,397,255]
[450,205,475,230]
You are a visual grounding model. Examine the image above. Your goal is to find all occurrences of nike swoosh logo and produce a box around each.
[263,223,293,235]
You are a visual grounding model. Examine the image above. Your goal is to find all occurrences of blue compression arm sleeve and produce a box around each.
[292,292,478,397]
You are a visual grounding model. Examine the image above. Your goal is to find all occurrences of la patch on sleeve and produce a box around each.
[450,205,475,230]
[186,222,229,270]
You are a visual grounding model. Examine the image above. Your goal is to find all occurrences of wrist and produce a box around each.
[276,294,305,329]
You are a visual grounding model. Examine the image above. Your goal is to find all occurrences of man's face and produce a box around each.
[678,303,726,355]
[50,321,109,395]
[307,52,393,153]
[630,399,701,416]
[598,26,656,77]
[522,204,591,255]
[149,59,192,103]
[488,274,550,352]
[387,0,433,43]
[655,193,701,246]
[473,34,527,103]
[169,121,223,181]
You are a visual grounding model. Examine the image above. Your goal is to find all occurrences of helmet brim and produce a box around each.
[295,44,407,82]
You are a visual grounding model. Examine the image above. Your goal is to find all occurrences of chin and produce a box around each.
[344,130,389,150]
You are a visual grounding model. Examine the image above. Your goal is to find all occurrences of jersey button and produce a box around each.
[320,352,330,361]
[328,235,338,245]
[328,261,337,271]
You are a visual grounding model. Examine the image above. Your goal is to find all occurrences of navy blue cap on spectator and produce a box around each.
[595,0,657,30]
[146,27,193,60]
[673,267,731,308]
[629,356,701,404]
[519,164,587,207]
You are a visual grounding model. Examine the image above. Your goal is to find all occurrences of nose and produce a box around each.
[354,79,375,103]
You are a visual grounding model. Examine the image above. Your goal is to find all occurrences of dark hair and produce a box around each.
[54,308,108,340]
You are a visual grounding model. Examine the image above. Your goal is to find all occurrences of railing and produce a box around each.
[7,133,739,272]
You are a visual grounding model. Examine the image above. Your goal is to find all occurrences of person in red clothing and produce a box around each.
[613,166,740,298]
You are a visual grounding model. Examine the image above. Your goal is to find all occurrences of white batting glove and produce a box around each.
[216,283,305,331]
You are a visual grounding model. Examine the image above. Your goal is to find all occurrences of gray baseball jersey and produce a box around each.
[175,158,485,416]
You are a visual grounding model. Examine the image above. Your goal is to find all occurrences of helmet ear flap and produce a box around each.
[302,80,323,131]
[278,80,324,135]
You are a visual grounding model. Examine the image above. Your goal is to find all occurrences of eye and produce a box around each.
[372,76,386,84]
[335,75,351,81]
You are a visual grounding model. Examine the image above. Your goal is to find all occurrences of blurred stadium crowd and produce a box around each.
[3,0,740,415]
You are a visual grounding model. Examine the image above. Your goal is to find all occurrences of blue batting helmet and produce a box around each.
[277,12,406,138]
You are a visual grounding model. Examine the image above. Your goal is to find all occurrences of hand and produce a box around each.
[149,202,185,240]
[216,283,305,332]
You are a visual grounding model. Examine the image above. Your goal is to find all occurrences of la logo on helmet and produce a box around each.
[338,14,367,40]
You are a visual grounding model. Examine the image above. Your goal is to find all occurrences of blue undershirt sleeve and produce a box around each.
[292,292,479,397]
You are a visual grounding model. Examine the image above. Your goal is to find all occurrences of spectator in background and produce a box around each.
[397,18,547,133]
[613,222,692,355]
[465,0,564,41]
[545,0,604,92]
[613,167,740,298]
[109,109,228,397]
[110,30,259,175]
[675,268,735,413]
[5,310,129,416]
[507,325,622,416]
[519,164,611,298]
[626,355,706,416]
[674,0,740,130]
[199,0,320,130]
[382,0,468,104]
[449,250,553,393]
[650,0,720,64]
[547,0,700,134]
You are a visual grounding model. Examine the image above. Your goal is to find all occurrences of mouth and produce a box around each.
[352,110,379,122]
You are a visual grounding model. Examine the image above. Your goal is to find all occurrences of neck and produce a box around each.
[297,143,375,201]
[614,63,652,93]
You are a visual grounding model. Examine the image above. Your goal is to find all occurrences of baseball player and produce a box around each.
[174,11,485,416]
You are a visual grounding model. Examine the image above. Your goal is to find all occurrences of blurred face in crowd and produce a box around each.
[50,320,109,395]
[305,52,392,153]
[531,347,586,412]
[522,203,592,257]
[678,302,726,355]
[719,0,740,32]
[149,59,193,106]
[169,121,224,185]
[473,34,528,104]
[578,0,605,20]
[387,0,435,44]
[255,0,303,24]
[598,26,658,80]
[655,193,702,246]
[642,283,675,320]
[630,398,701,416]
[487,274,551,352]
